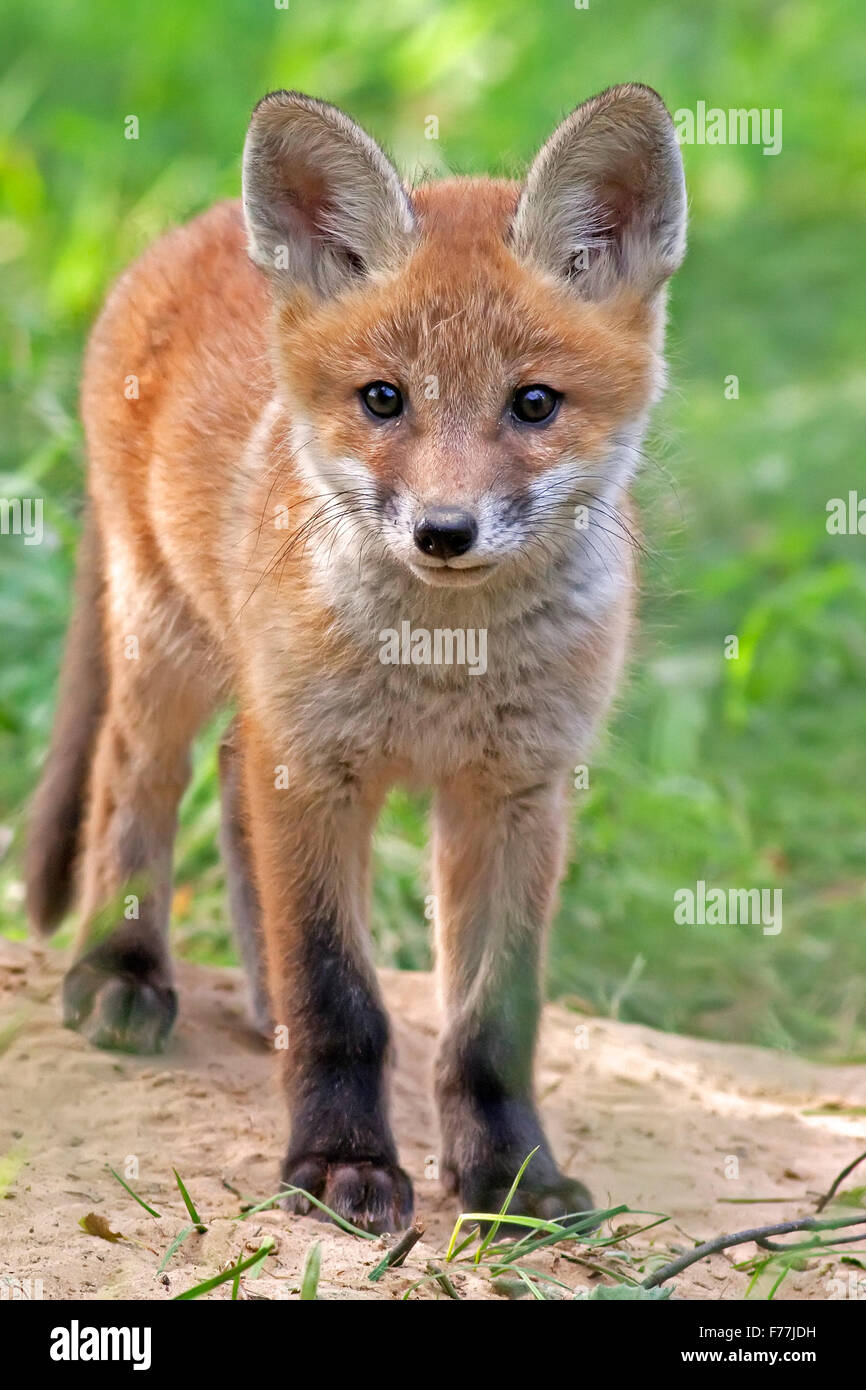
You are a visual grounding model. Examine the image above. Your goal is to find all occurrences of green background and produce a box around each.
[1,0,864,1056]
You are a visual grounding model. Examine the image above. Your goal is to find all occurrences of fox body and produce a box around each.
[27,86,686,1231]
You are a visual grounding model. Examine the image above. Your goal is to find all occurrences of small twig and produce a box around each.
[757,1230,866,1253]
[815,1148,866,1214]
[368,1220,425,1282]
[642,1213,866,1289]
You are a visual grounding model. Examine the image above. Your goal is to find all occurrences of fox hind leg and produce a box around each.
[62,563,215,1054]
[219,718,272,1038]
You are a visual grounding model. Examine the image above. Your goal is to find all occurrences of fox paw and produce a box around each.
[281,1153,414,1235]
[63,948,177,1054]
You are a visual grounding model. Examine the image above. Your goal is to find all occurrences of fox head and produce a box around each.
[242,86,686,590]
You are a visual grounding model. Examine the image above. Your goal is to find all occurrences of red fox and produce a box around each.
[27,85,686,1233]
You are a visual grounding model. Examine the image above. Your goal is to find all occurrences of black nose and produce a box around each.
[413,507,478,561]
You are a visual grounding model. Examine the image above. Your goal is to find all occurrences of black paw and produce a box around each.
[281,1153,414,1235]
[62,945,177,1054]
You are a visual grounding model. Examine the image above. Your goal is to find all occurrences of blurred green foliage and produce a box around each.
[1,0,864,1055]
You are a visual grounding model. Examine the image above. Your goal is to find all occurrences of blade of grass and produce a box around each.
[107,1166,162,1219]
[236,1187,378,1239]
[173,1238,274,1300]
[492,1205,647,1268]
[157,1224,196,1274]
[767,1264,792,1299]
[446,1227,478,1262]
[300,1240,322,1300]
[447,1210,567,1260]
[473,1259,574,1292]
[589,1213,670,1249]
[515,1267,549,1300]
[475,1147,539,1261]
[174,1169,206,1231]
[426,1261,461,1299]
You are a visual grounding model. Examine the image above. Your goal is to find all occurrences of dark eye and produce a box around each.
[511,384,561,424]
[360,380,403,420]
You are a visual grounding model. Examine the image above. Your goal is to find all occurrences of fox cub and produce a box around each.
[28,85,686,1232]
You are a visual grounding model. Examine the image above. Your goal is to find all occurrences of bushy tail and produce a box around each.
[25,508,106,934]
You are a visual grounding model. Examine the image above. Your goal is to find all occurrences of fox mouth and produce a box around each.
[408,558,496,588]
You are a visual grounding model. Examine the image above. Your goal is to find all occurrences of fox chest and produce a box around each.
[271,617,610,787]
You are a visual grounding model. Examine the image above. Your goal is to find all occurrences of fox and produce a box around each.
[26,84,686,1234]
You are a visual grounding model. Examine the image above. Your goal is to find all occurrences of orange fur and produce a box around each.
[29,87,686,1230]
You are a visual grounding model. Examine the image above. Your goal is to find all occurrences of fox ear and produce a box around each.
[512,84,686,301]
[242,90,416,297]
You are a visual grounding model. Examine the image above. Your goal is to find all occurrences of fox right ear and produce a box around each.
[512,84,687,302]
[242,91,416,298]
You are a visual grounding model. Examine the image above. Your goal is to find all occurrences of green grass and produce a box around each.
[1,0,864,1056]
[101,1156,866,1301]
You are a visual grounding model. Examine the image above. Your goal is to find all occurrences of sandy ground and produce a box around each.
[1,936,864,1301]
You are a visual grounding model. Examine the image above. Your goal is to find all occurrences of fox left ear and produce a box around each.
[511,84,686,301]
[242,90,416,298]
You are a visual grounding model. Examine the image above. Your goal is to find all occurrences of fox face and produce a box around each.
[243,87,685,590]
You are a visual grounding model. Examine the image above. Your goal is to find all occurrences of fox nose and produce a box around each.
[413,507,478,561]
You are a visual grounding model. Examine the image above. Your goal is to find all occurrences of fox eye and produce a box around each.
[360,380,403,420]
[511,384,561,424]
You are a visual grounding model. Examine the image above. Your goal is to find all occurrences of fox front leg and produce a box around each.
[240,718,412,1234]
[432,772,593,1222]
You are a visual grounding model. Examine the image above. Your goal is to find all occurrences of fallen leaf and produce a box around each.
[80,1212,124,1243]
